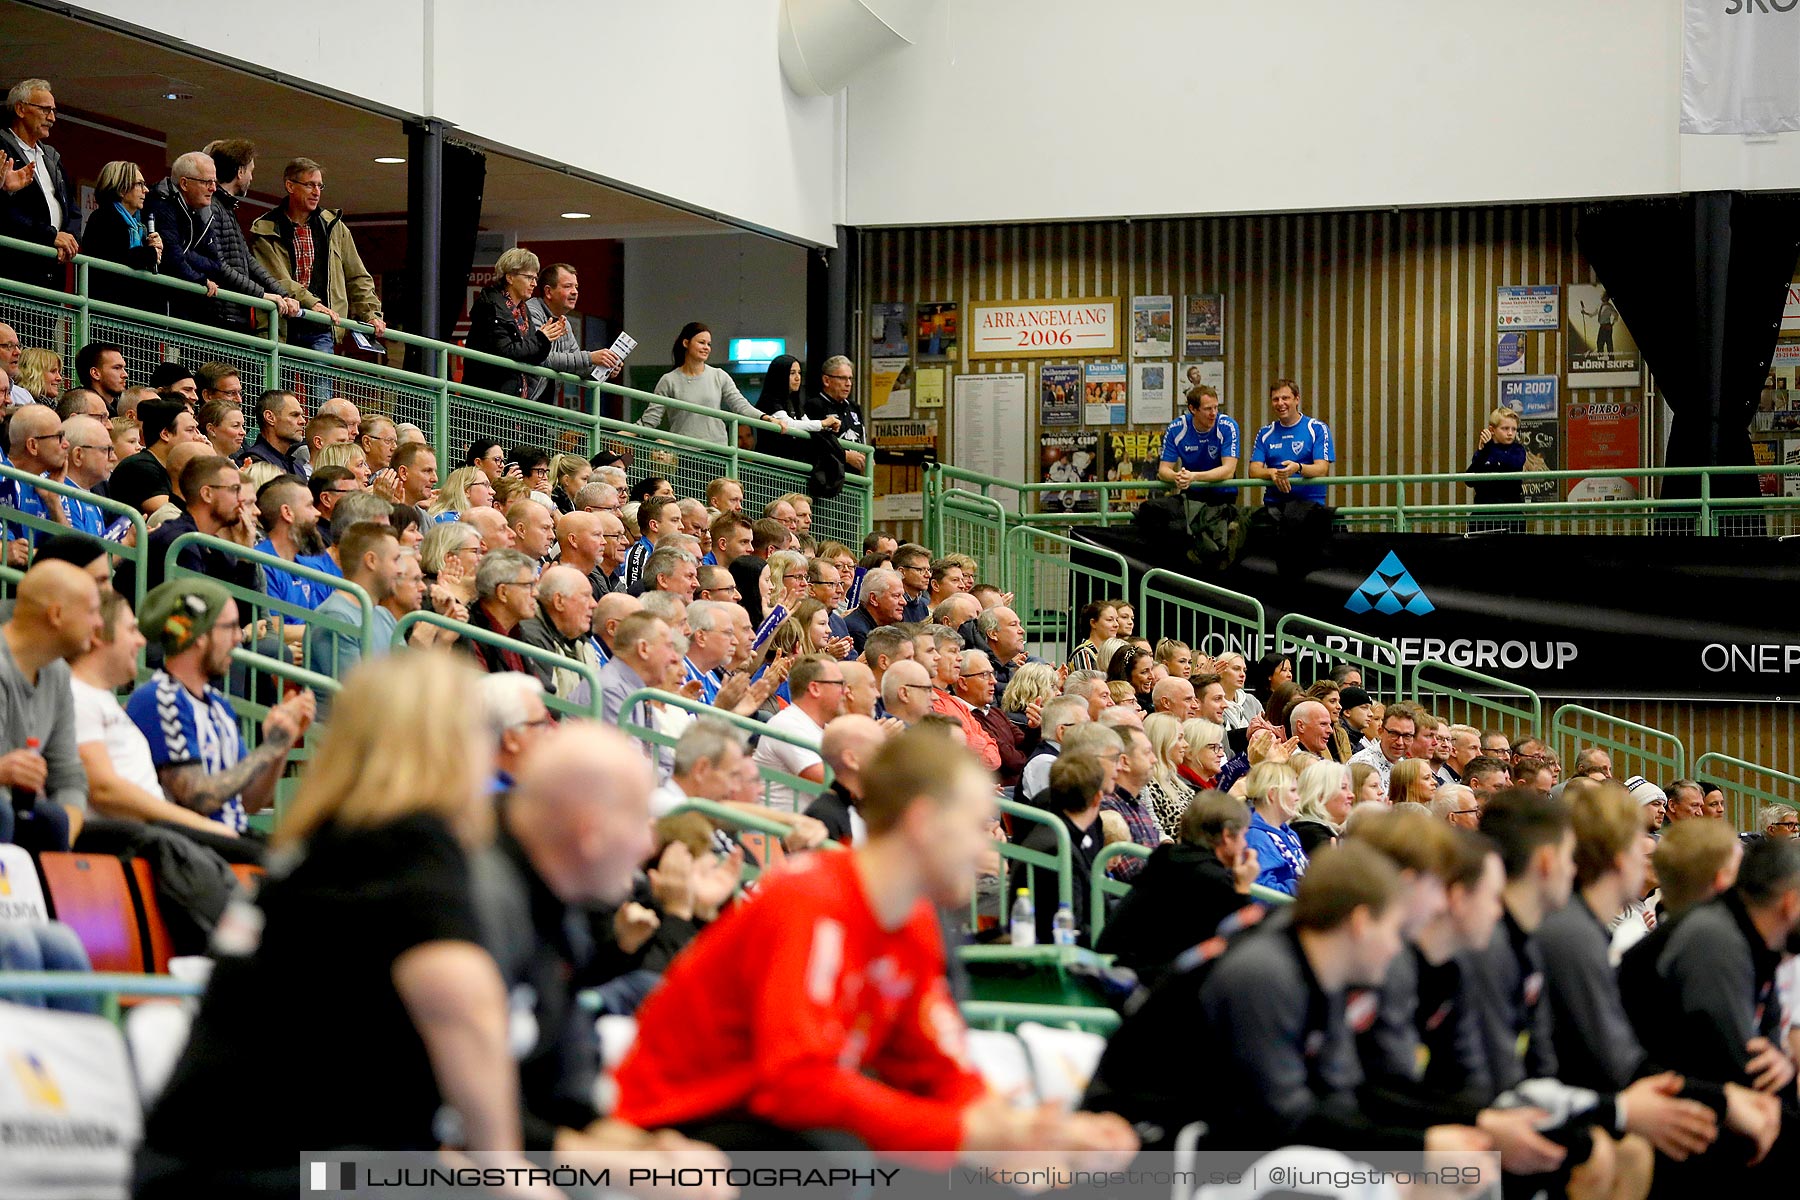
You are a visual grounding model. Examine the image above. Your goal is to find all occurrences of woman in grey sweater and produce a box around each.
[642,322,825,447]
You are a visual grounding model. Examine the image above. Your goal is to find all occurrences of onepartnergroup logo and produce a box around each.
[1345,551,1434,616]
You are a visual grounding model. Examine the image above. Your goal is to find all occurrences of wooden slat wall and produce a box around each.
[857,207,1795,787]
[858,205,1642,514]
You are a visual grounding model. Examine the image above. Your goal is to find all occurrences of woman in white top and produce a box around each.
[642,324,829,448]
[1215,650,1262,730]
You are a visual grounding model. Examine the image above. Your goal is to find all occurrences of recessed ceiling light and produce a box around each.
[374,156,406,164]
[161,92,192,101]
[560,211,592,219]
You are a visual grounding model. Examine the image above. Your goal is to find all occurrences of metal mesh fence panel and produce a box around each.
[281,357,444,447]
[0,293,75,366]
[87,310,267,401]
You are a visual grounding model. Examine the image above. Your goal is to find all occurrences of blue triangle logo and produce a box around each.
[1346,551,1434,616]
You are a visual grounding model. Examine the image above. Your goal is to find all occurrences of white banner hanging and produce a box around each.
[1681,0,1800,135]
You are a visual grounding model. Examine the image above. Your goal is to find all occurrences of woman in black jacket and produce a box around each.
[82,160,166,315]
[461,247,562,398]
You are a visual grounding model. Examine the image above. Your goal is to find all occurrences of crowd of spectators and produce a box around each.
[3,74,1798,1199]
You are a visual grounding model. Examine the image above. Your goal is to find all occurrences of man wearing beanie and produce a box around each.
[1625,775,1668,834]
[124,579,314,835]
[1336,684,1376,753]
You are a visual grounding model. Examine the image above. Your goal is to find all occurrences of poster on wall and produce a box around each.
[1755,365,1800,434]
[952,373,1028,512]
[1565,284,1641,389]
[1497,285,1560,331]
[916,302,959,360]
[1783,282,1800,334]
[1499,376,1559,503]
[1103,429,1162,510]
[1084,362,1128,425]
[869,358,913,420]
[870,302,909,356]
[1182,293,1224,357]
[1131,295,1175,358]
[1566,400,1643,501]
[1497,333,1525,375]
[967,297,1120,360]
[1177,361,1226,408]
[1130,362,1174,425]
[1040,363,1081,426]
[1040,431,1099,513]
[914,365,946,410]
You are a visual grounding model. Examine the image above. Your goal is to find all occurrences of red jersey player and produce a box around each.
[615,727,1137,1166]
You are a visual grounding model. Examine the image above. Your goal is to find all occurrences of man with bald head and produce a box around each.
[58,414,116,539]
[807,714,887,845]
[461,505,515,554]
[515,564,602,701]
[5,403,73,552]
[881,659,934,726]
[0,560,104,848]
[508,498,556,564]
[1289,699,1337,760]
[474,721,733,1157]
[591,591,641,664]
[554,510,610,599]
[840,659,878,719]
[1151,675,1198,722]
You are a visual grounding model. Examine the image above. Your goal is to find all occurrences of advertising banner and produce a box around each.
[1682,0,1800,135]
[1497,285,1560,331]
[966,297,1119,360]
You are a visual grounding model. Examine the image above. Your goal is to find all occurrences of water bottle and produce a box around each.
[1009,888,1036,946]
[10,737,41,816]
[1052,903,1078,947]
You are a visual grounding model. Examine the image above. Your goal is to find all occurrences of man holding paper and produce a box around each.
[528,263,622,404]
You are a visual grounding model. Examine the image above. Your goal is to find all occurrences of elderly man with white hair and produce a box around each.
[844,565,906,656]
[1288,699,1338,762]
[879,659,934,726]
[1427,784,1482,830]
[143,151,243,323]
[514,564,603,703]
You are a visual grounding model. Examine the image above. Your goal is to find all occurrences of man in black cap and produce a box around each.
[1337,684,1376,754]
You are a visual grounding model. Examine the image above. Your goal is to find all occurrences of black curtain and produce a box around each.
[1578,191,1800,500]
[399,130,486,371]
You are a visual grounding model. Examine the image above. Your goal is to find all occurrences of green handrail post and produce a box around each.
[1274,612,1403,703]
[1394,477,1409,533]
[1550,703,1686,783]
[1408,659,1543,738]
[1137,566,1266,662]
[1004,525,1130,654]
[1693,752,1800,833]
[1089,842,1152,941]
[72,258,89,348]
[1249,883,1295,906]
[995,794,1074,913]
[0,463,150,610]
[1700,470,1713,537]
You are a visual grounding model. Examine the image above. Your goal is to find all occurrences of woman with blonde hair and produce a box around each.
[1240,759,1307,895]
[1350,760,1386,805]
[766,549,810,613]
[769,597,834,660]
[420,521,480,609]
[82,159,165,313]
[463,245,562,398]
[14,347,63,402]
[134,652,529,1194]
[1178,717,1228,792]
[1106,680,1135,708]
[1000,660,1057,726]
[551,453,590,514]
[1292,759,1355,857]
[1215,650,1261,730]
[428,465,498,521]
[313,441,371,487]
[1141,712,1196,834]
[1389,757,1438,806]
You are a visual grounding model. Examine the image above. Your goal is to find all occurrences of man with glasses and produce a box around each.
[0,79,80,287]
[358,416,399,475]
[892,542,933,623]
[57,415,116,538]
[308,467,361,540]
[1349,699,1418,792]
[4,406,71,547]
[1480,729,1513,761]
[808,355,865,469]
[250,156,386,360]
[807,558,851,639]
[466,549,552,683]
[144,151,231,322]
[755,654,849,811]
[1754,805,1800,842]
[0,324,34,409]
[694,563,739,605]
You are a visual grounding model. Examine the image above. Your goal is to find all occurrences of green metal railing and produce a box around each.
[1273,612,1403,704]
[0,233,873,544]
[1551,703,1687,785]
[0,971,203,1024]
[1693,752,1800,833]
[928,480,1010,591]
[925,460,1800,541]
[1005,526,1130,654]
[0,463,149,609]
[1137,567,1266,664]
[1409,660,1543,738]
[1089,842,1152,941]
[615,686,834,811]
[390,610,602,719]
[959,1001,1122,1035]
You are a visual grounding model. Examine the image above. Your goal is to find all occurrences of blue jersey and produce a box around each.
[1160,412,1241,499]
[126,671,250,833]
[254,538,329,620]
[684,656,720,705]
[65,495,108,539]
[1250,415,1335,505]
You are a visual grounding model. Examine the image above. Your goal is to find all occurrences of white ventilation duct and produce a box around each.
[779,0,930,97]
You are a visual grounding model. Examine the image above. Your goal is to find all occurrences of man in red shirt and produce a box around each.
[614,728,1137,1165]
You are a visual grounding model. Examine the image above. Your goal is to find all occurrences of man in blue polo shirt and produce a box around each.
[1158,384,1239,500]
[1248,377,1334,505]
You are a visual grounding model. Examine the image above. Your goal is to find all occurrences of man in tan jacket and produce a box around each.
[249,156,386,356]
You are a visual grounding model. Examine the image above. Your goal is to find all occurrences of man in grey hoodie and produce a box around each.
[526,262,620,404]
